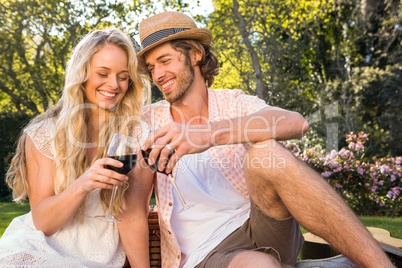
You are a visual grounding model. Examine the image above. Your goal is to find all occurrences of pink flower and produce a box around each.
[321,171,333,177]
[330,150,338,158]
[348,142,355,150]
[335,183,343,188]
[355,141,364,150]
[380,165,390,174]
[386,187,400,199]
[359,133,369,141]
[339,148,349,158]
[357,167,365,175]
[391,175,396,182]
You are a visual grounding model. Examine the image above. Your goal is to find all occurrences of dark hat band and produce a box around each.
[141,28,189,49]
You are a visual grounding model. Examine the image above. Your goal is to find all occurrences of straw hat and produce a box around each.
[137,11,212,57]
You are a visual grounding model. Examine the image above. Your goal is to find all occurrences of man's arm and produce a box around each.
[210,106,309,145]
[144,106,308,174]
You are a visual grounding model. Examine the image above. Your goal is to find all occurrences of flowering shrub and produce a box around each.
[283,132,402,216]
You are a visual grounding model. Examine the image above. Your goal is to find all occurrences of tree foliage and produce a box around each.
[0,0,133,114]
[0,0,195,200]
[0,0,401,201]
[206,0,401,156]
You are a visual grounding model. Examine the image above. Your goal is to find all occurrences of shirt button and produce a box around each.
[168,230,172,235]
[178,255,181,259]
[168,202,173,206]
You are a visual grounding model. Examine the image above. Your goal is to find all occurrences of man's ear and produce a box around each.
[190,50,203,66]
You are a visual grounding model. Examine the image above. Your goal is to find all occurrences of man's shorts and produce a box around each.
[196,198,304,267]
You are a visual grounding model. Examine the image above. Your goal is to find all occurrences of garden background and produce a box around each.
[0,0,400,233]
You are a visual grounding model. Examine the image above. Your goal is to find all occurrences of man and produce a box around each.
[120,11,394,268]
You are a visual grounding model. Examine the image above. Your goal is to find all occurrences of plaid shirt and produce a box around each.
[142,88,268,267]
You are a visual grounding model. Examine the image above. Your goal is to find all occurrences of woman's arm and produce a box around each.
[118,153,154,268]
[26,136,128,236]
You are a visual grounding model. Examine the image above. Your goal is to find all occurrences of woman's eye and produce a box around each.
[98,73,108,77]
[118,76,128,81]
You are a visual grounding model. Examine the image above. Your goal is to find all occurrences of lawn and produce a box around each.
[0,202,30,236]
[1,201,401,240]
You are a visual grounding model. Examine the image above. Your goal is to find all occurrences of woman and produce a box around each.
[0,28,153,267]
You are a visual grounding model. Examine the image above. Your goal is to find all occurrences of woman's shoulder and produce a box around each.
[25,118,56,160]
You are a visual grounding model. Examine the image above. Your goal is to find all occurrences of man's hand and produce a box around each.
[142,122,212,174]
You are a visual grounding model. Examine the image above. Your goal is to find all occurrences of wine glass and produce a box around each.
[140,125,194,213]
[96,133,139,223]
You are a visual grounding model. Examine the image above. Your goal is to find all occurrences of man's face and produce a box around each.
[144,42,194,103]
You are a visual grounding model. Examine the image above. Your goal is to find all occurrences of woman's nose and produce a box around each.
[106,76,118,89]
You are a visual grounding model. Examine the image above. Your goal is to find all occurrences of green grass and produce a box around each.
[1,202,401,240]
[0,202,30,236]
[296,216,402,239]
[359,216,402,239]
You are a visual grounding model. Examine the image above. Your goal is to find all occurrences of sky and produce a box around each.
[183,0,215,16]
[145,0,215,21]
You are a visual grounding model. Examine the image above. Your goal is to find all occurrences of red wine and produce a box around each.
[106,154,138,175]
[141,149,174,175]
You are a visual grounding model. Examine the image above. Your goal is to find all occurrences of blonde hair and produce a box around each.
[6,27,150,218]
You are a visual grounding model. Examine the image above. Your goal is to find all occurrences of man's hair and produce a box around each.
[170,39,220,87]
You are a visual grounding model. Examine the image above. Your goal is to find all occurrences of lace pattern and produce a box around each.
[0,119,126,267]
[0,191,126,267]
[25,120,55,160]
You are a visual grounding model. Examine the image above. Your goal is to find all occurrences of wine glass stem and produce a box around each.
[107,185,118,217]
[169,174,187,207]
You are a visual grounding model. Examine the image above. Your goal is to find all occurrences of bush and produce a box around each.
[0,113,32,201]
[283,132,401,216]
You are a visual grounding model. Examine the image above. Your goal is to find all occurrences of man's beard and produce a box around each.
[164,60,195,104]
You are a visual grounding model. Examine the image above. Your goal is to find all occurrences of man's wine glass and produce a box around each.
[139,123,194,213]
[96,133,139,223]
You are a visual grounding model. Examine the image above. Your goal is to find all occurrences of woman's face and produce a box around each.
[84,43,129,112]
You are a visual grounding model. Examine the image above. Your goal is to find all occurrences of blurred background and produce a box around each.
[0,0,401,216]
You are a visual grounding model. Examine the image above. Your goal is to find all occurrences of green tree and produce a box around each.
[0,0,135,114]
[206,0,401,156]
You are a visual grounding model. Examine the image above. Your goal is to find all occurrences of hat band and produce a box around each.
[141,28,190,49]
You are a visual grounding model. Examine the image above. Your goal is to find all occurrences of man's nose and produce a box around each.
[154,66,166,82]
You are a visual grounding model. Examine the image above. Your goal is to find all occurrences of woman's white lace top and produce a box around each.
[0,120,126,267]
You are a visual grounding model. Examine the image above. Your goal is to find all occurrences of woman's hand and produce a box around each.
[78,158,129,192]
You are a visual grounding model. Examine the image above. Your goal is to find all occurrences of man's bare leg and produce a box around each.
[243,139,393,268]
[229,251,288,268]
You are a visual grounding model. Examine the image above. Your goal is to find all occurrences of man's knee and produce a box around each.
[245,139,298,179]
[229,250,281,268]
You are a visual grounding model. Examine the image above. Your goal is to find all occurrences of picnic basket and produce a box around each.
[148,211,161,268]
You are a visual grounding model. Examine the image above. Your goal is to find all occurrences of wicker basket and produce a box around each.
[148,211,161,268]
